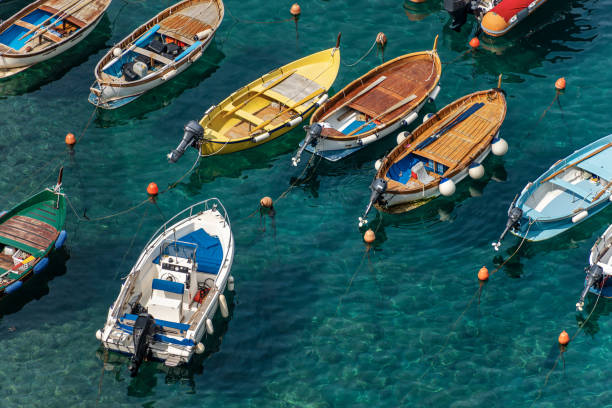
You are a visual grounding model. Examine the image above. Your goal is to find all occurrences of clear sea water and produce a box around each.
[1,0,611,406]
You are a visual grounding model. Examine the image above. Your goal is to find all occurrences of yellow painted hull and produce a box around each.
[199,47,340,156]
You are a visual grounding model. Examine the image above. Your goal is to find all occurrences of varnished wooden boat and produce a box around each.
[359,78,507,225]
[0,169,66,297]
[0,0,111,78]
[167,35,341,162]
[292,35,441,165]
[89,0,224,109]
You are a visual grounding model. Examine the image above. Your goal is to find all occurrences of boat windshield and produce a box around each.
[159,240,197,262]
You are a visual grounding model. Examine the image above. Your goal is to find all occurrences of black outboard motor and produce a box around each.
[358,178,387,227]
[292,123,322,166]
[576,265,604,312]
[168,120,204,163]
[492,196,522,251]
[128,313,156,377]
[444,0,472,31]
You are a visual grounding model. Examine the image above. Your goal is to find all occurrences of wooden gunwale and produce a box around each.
[0,0,110,59]
[378,88,506,195]
[310,50,441,141]
[94,0,224,88]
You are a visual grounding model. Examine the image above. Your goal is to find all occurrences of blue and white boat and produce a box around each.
[493,135,612,249]
[576,224,612,311]
[96,199,235,376]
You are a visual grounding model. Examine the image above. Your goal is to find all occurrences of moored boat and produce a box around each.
[291,35,441,164]
[89,0,224,109]
[0,168,67,296]
[493,135,612,249]
[576,224,612,312]
[96,199,234,376]
[0,0,111,78]
[358,78,507,226]
[167,35,341,162]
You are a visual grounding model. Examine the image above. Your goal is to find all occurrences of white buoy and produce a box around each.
[219,294,229,318]
[396,131,409,145]
[195,342,205,354]
[492,137,508,156]
[423,113,434,123]
[96,329,102,341]
[193,28,213,41]
[468,162,485,179]
[206,318,214,335]
[428,85,441,102]
[228,275,235,291]
[374,159,382,171]
[112,47,121,57]
[439,178,456,196]
[572,210,588,223]
[609,194,612,202]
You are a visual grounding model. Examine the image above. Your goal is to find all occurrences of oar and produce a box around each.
[221,69,297,117]
[541,142,612,183]
[591,180,612,203]
[249,88,325,135]
[345,94,417,137]
[324,76,386,116]
[18,0,83,41]
[27,0,94,43]
[415,103,483,150]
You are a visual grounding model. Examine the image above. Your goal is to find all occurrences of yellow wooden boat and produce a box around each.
[167,36,341,162]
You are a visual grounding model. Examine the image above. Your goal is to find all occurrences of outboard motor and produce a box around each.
[444,0,472,31]
[292,123,323,166]
[358,178,387,227]
[492,196,522,251]
[128,313,156,377]
[576,265,604,312]
[168,120,204,163]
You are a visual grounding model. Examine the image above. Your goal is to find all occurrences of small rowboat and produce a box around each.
[97,199,234,375]
[292,35,441,165]
[0,0,111,78]
[493,134,612,249]
[576,224,612,312]
[167,35,341,162]
[0,168,66,297]
[359,78,507,226]
[89,0,224,109]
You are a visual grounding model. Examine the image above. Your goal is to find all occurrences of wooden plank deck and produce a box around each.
[45,0,108,24]
[0,216,57,251]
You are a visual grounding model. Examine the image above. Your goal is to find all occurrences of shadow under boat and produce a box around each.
[0,247,69,318]
[575,294,612,338]
[95,291,236,395]
[92,42,225,127]
[0,14,112,96]
[403,0,441,22]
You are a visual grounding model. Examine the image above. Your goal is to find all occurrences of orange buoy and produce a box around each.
[478,266,489,281]
[65,133,76,146]
[376,32,387,47]
[555,77,566,91]
[290,3,301,17]
[260,196,273,208]
[469,37,480,49]
[147,182,159,196]
[558,330,570,345]
[363,229,375,244]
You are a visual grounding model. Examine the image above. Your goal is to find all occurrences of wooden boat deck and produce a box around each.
[45,0,109,24]
[0,215,58,251]
[226,103,295,140]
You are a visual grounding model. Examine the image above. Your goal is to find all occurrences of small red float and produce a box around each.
[147,182,159,196]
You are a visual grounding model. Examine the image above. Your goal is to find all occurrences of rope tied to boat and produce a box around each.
[342,39,377,67]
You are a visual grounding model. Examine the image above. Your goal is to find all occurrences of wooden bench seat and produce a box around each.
[233,109,264,126]
[13,19,63,43]
[38,5,87,27]
[133,46,173,65]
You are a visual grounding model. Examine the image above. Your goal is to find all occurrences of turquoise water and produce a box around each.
[1,0,612,406]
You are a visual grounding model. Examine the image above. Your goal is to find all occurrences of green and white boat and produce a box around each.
[0,168,67,296]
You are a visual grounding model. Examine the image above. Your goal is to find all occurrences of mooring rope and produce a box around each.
[342,40,376,67]
[112,207,149,280]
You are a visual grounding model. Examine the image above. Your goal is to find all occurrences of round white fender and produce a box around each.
[112,47,121,57]
[358,134,378,146]
[428,85,441,102]
[396,131,409,145]
[492,137,509,156]
[193,28,212,41]
[206,318,214,335]
[468,162,485,179]
[572,210,588,223]
[195,342,205,354]
[204,105,216,115]
[162,69,177,81]
[374,159,382,171]
[96,329,102,341]
[288,117,303,127]
[423,113,434,123]
[219,294,229,318]
[401,112,418,127]
[315,94,328,106]
[439,178,456,196]
[253,132,270,143]
[609,194,612,202]
[228,275,235,291]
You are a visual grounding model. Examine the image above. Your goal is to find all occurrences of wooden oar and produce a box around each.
[591,180,612,203]
[27,0,94,44]
[346,94,416,137]
[249,88,325,135]
[221,69,297,117]
[325,76,386,117]
[18,0,84,41]
[541,142,612,183]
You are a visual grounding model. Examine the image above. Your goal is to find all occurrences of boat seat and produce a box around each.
[133,46,173,65]
[233,109,265,126]
[13,20,63,43]
[264,72,321,105]
[147,279,184,322]
[38,6,87,28]
[549,178,595,200]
